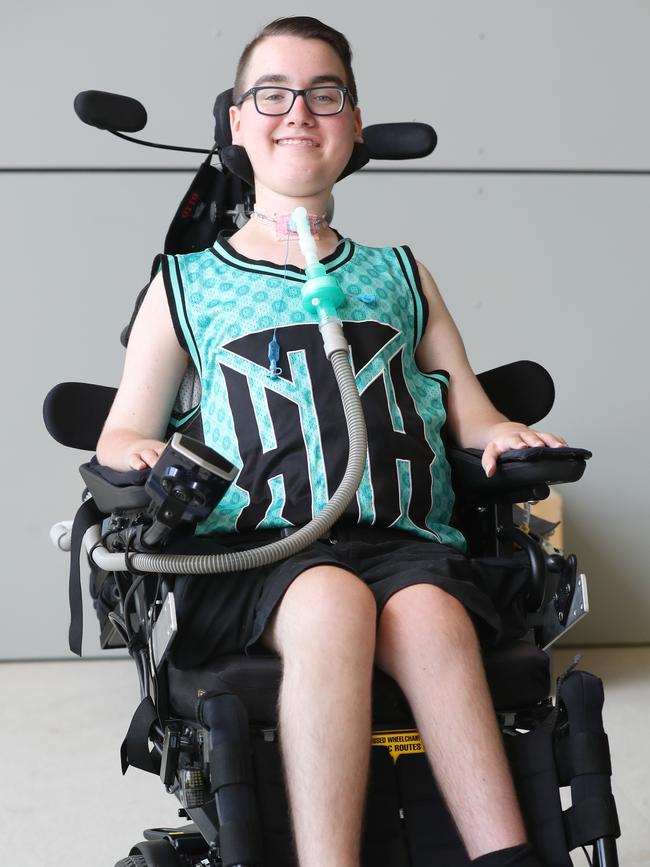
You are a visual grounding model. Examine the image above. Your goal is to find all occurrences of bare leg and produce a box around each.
[262,565,376,867]
[375,584,528,860]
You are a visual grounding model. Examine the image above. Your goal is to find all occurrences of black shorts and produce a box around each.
[169,527,507,669]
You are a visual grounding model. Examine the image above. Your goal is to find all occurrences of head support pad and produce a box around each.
[213,89,369,187]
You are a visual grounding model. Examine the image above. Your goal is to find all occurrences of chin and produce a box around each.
[258,169,339,200]
[250,148,348,196]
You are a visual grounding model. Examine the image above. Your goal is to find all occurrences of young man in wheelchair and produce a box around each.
[96,17,567,867]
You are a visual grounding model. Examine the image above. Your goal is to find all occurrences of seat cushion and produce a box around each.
[166,639,550,723]
[169,654,283,722]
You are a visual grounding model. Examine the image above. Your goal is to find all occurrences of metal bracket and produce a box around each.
[151,592,178,668]
[540,572,590,649]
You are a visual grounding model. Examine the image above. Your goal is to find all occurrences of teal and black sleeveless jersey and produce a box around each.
[161,234,466,551]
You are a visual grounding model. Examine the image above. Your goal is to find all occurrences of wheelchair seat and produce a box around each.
[165,639,551,725]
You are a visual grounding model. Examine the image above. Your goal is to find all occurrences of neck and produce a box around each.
[252,205,327,241]
[253,183,332,219]
[229,185,338,260]
[227,217,341,268]
[242,188,335,245]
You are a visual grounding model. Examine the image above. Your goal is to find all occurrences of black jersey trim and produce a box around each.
[421,369,451,436]
[160,255,188,351]
[392,246,424,353]
[210,230,353,280]
[420,368,450,384]
[327,237,355,271]
[209,245,304,282]
[402,245,429,337]
[160,254,203,376]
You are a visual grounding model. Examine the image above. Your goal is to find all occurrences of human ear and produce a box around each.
[353,106,364,144]
[229,105,242,144]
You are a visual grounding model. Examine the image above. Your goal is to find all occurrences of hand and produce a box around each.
[482,423,568,478]
[125,439,166,471]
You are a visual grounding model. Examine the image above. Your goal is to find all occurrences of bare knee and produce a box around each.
[381,583,473,632]
[376,584,479,675]
[265,565,377,657]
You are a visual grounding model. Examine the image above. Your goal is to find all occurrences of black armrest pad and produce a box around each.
[79,460,151,513]
[497,446,592,463]
[449,447,591,504]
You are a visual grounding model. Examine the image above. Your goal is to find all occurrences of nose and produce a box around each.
[285,92,315,125]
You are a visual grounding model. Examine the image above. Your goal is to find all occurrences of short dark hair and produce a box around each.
[233,16,358,105]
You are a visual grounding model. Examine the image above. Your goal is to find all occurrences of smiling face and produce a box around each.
[229,34,363,209]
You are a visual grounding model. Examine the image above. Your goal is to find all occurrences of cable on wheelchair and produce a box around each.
[109,128,216,155]
[123,575,148,648]
[113,532,156,702]
[90,529,136,645]
[89,531,113,563]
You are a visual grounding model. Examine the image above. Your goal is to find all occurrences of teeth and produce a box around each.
[276,139,316,146]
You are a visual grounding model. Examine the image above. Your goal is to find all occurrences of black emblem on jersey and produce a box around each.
[220,322,438,531]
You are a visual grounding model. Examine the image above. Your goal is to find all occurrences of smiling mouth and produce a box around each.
[274,138,320,147]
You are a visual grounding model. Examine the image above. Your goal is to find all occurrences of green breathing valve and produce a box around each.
[301,269,345,323]
[289,207,345,325]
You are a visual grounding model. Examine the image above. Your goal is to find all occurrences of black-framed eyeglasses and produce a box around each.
[235,86,354,116]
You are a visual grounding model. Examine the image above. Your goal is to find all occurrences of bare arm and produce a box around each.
[414,262,566,476]
[96,271,189,471]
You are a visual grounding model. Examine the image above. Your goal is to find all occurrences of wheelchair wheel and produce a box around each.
[116,839,183,867]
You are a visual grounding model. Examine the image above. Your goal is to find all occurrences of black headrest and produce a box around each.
[213,88,371,187]
[476,360,555,426]
[362,122,436,159]
[43,382,117,451]
[74,90,148,133]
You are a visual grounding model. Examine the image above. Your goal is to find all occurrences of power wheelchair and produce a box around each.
[44,88,621,867]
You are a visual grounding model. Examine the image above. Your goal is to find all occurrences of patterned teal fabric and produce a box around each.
[162,235,465,551]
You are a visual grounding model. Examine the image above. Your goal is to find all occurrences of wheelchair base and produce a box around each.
[127,666,620,867]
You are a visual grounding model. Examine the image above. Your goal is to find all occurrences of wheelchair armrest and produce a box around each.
[449,446,592,505]
[79,461,151,513]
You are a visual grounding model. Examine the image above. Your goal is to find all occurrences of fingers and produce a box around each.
[127,442,165,471]
[481,428,569,476]
[127,452,151,471]
[482,442,499,478]
[142,446,164,467]
[481,433,530,477]
[519,429,569,449]
[538,431,568,447]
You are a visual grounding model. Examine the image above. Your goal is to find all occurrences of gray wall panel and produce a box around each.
[2,1,648,658]
[3,0,648,168]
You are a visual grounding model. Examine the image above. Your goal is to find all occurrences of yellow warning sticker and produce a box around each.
[371,728,424,763]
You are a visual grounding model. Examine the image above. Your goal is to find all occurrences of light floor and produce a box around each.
[1,648,648,867]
